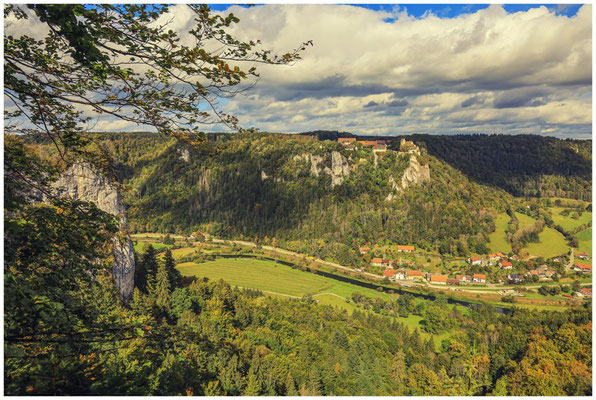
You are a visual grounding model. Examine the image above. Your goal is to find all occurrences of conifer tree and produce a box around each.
[155,263,171,313]
[164,248,181,288]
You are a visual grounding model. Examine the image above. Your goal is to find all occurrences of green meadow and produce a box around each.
[550,207,592,231]
[576,227,592,257]
[487,213,513,253]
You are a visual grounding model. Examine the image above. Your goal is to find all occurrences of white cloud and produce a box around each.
[5,4,592,138]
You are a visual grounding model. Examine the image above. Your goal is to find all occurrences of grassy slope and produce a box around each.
[487,213,512,253]
[576,228,592,257]
[514,212,569,259]
[133,242,172,253]
[550,207,592,231]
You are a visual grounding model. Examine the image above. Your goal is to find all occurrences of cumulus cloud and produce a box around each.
[5,4,592,138]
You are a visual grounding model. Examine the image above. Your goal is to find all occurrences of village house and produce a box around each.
[510,255,521,262]
[393,270,406,280]
[371,258,384,267]
[525,270,539,278]
[456,275,471,283]
[488,254,500,262]
[579,287,592,298]
[472,274,486,283]
[447,278,460,286]
[577,252,590,260]
[500,260,513,270]
[397,245,415,253]
[358,140,378,147]
[536,264,556,280]
[406,270,424,281]
[572,263,592,274]
[381,259,392,268]
[372,144,387,152]
[383,269,394,279]
[507,274,524,284]
[429,275,447,285]
[189,231,206,241]
[468,256,483,265]
[337,138,356,145]
[359,246,371,255]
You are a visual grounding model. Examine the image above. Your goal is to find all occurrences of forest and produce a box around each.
[83,131,513,264]
[5,237,592,395]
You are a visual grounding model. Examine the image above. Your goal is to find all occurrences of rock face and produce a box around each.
[54,163,135,301]
[386,155,431,201]
[296,151,351,188]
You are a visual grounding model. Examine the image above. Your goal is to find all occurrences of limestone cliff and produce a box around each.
[386,153,430,201]
[54,163,135,301]
[293,151,351,188]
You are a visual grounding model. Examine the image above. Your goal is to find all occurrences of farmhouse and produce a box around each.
[371,258,384,267]
[381,259,392,267]
[488,253,501,261]
[573,263,592,273]
[383,269,395,278]
[406,270,424,281]
[337,138,356,145]
[358,140,378,147]
[456,275,471,283]
[394,270,406,280]
[500,260,513,270]
[397,245,415,253]
[536,264,556,279]
[472,274,486,283]
[577,252,590,260]
[429,275,447,285]
[359,246,371,255]
[372,144,387,152]
[468,256,483,265]
[507,274,524,284]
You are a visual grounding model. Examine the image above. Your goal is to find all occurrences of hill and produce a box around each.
[93,132,512,262]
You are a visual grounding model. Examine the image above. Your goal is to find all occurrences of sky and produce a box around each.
[5,3,592,138]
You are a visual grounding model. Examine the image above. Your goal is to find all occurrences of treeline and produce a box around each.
[401,134,591,200]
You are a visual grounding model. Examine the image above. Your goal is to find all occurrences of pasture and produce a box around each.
[487,212,513,253]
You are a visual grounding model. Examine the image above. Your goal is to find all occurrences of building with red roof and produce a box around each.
[429,275,447,285]
[398,245,415,253]
[406,270,424,280]
[472,274,486,283]
[500,260,513,269]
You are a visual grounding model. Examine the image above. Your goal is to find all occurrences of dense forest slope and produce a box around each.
[392,134,591,200]
[95,132,512,261]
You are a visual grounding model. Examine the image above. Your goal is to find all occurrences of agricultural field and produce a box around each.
[576,227,592,257]
[549,207,592,231]
[487,212,513,253]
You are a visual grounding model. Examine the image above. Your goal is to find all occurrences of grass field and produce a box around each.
[488,213,513,253]
[513,212,569,259]
[133,242,172,253]
[550,207,592,232]
[576,228,592,257]
[526,226,570,259]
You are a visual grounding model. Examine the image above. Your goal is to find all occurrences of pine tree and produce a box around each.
[155,263,171,313]
[164,248,181,288]
[136,245,159,292]
[284,373,298,396]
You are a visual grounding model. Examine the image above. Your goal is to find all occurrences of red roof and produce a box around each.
[430,275,447,282]
[381,260,391,264]
[407,270,423,276]
[371,258,383,263]
[383,269,395,278]
[338,138,356,143]
[469,256,482,262]
[398,245,415,251]
[456,275,466,280]
[359,247,370,252]
[501,261,512,267]
[473,274,486,279]
[358,140,377,146]
[576,263,592,270]
[580,288,592,295]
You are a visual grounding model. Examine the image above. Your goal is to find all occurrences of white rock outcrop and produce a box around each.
[54,163,135,302]
[386,155,430,201]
